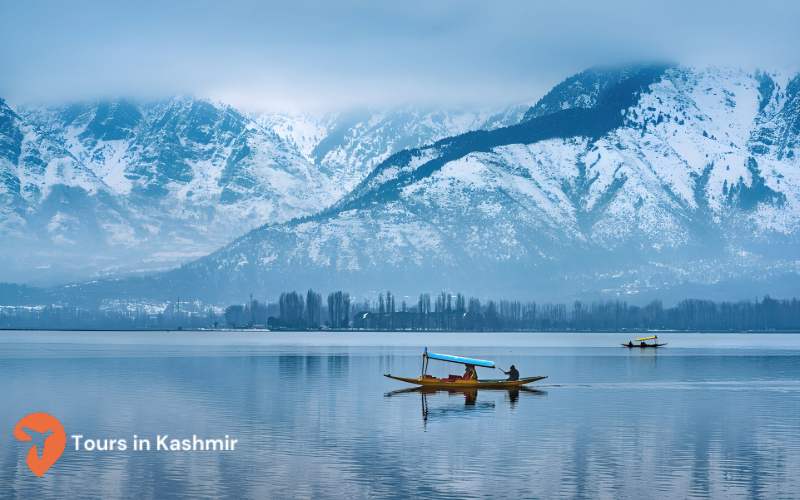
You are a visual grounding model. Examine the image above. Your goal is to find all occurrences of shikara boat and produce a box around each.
[384,348,548,388]
[622,335,667,348]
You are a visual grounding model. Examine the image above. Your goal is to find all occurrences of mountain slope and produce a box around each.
[1,98,530,285]
[24,97,341,233]
[1,98,341,283]
[152,64,800,303]
[258,105,529,192]
[1,98,150,281]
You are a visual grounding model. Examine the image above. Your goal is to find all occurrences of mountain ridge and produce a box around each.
[3,63,800,305]
[155,64,800,303]
[1,97,525,284]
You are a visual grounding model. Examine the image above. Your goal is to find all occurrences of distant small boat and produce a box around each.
[622,335,667,348]
[384,348,548,388]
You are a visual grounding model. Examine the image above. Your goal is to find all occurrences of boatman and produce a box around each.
[502,365,519,382]
[462,364,478,380]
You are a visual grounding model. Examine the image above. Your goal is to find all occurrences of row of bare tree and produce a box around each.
[3,294,800,332]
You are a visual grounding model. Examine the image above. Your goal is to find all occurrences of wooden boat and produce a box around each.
[384,386,547,396]
[622,335,667,348]
[384,374,548,388]
[384,348,548,388]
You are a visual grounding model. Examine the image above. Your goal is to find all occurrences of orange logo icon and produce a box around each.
[14,413,66,477]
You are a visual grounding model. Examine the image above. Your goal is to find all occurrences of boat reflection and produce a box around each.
[385,386,547,424]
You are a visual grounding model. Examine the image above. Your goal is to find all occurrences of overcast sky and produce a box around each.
[2,0,799,113]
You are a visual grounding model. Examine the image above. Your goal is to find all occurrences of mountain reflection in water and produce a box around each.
[2,336,800,499]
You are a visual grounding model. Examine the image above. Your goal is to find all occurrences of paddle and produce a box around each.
[498,365,521,381]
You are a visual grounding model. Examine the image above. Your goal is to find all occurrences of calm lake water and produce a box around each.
[2,331,800,499]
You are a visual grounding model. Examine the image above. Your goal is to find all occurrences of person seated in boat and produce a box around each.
[502,365,519,381]
[628,341,633,347]
[640,341,647,347]
[462,364,478,380]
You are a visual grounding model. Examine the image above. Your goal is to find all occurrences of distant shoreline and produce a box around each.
[4,328,800,334]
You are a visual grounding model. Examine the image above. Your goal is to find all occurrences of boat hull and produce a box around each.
[621,343,668,348]
[384,374,547,388]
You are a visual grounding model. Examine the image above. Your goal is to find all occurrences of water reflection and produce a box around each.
[2,342,800,499]
[507,389,518,404]
[385,387,547,425]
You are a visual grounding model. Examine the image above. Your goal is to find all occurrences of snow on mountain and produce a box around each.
[258,105,529,192]
[24,97,341,230]
[1,98,140,259]
[256,112,331,161]
[153,65,800,303]
[1,97,530,285]
[1,97,342,283]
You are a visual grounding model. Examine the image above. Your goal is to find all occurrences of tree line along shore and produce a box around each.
[2,291,800,332]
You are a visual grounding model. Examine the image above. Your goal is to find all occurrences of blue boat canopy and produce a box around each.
[424,348,495,368]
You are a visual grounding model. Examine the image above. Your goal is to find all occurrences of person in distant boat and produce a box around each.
[502,365,519,381]
[628,341,633,347]
[462,364,478,380]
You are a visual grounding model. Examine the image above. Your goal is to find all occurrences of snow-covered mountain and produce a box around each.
[146,64,800,303]
[1,97,524,284]
[258,105,528,191]
[0,97,341,283]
